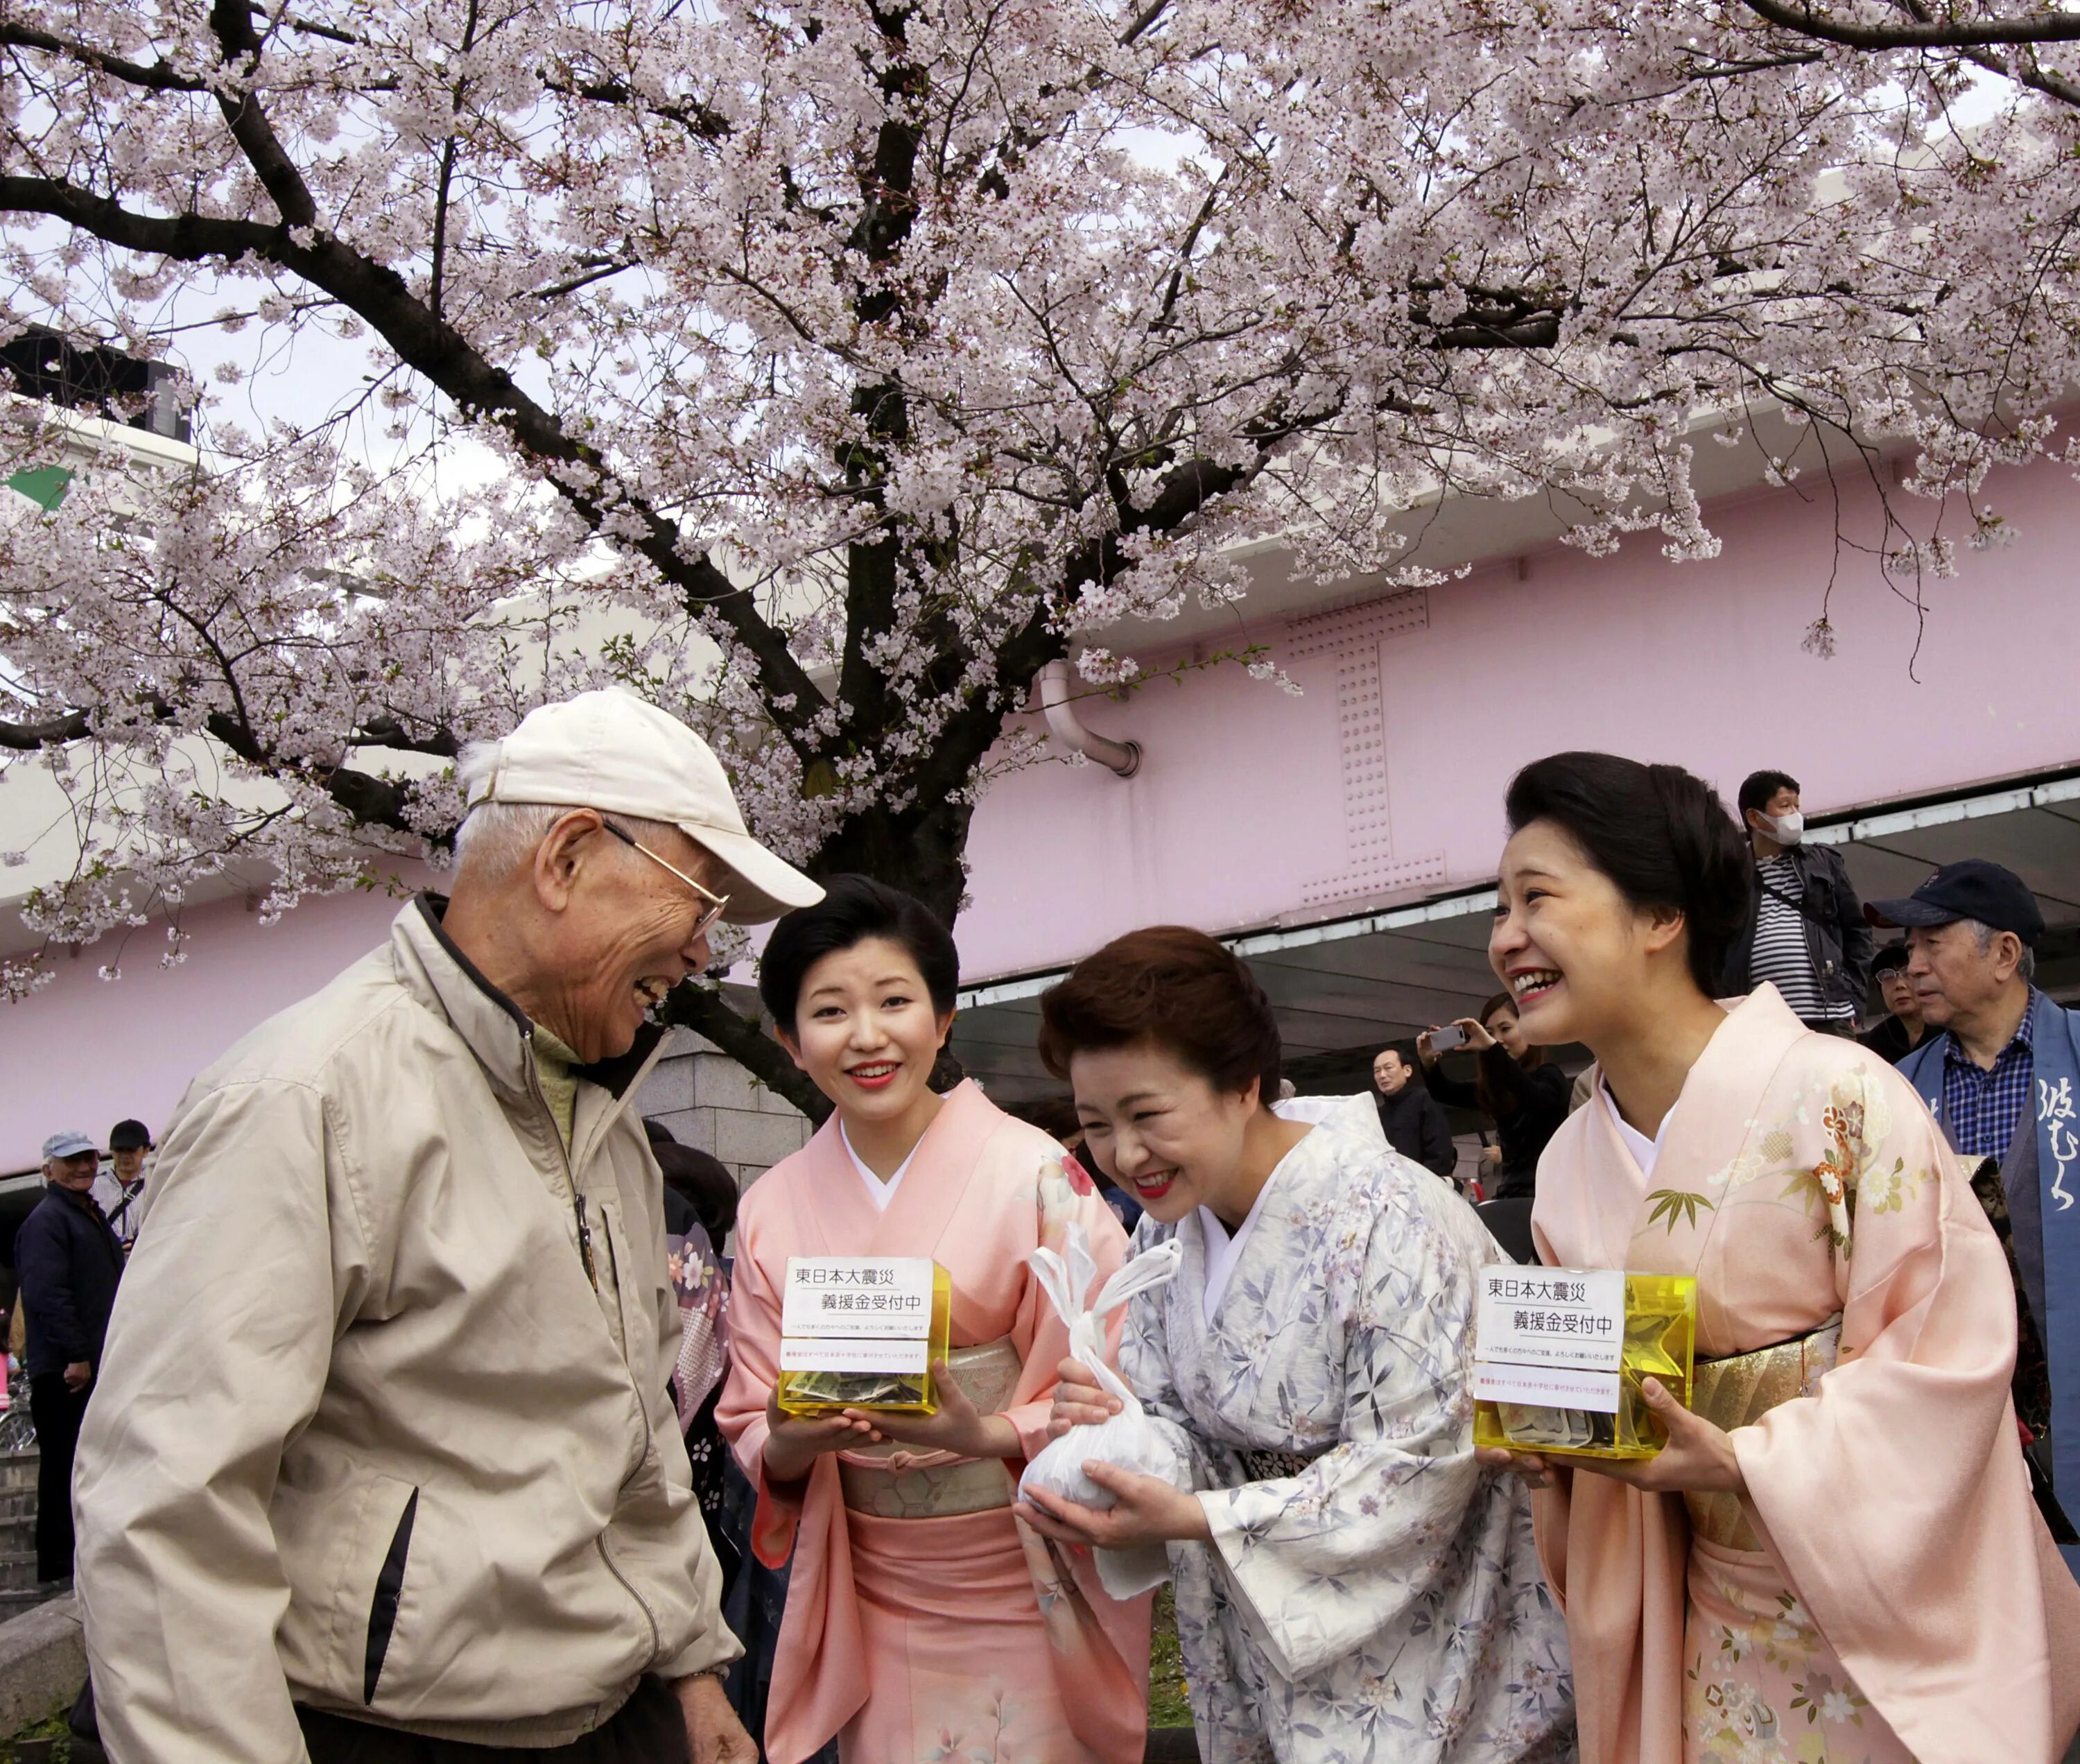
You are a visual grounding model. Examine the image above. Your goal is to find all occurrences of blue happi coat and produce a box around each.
[1900,988,2080,1578]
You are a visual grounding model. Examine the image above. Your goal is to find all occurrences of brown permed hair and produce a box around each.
[1037,926,1282,1107]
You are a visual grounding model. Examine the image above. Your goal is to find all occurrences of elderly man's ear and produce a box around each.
[529,810,610,910]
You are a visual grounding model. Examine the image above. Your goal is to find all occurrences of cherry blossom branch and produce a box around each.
[0,708,91,749]
[0,700,433,836]
[1740,0,2080,51]
[0,171,829,749]
[0,23,210,92]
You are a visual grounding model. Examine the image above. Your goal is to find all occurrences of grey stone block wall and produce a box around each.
[636,1028,812,1192]
[0,1592,86,1738]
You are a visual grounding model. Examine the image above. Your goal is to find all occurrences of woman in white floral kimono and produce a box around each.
[1019,925,1575,1764]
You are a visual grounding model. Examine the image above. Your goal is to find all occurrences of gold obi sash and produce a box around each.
[837,1336,1023,1520]
[1684,1317,1841,1551]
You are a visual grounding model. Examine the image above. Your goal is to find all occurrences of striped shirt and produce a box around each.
[1749,856,1851,1023]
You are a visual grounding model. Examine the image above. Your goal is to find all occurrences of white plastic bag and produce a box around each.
[1018,1225,1186,1511]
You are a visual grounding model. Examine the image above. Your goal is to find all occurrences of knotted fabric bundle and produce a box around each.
[1019,1225,1186,1512]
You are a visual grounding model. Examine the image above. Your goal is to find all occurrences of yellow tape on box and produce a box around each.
[1471,1267,1697,1461]
[776,1255,954,1416]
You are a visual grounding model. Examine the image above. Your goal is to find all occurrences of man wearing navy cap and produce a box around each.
[1873,859,2080,1577]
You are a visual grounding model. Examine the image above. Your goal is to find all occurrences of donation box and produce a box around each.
[1471,1266,1697,1461]
[776,1255,954,1416]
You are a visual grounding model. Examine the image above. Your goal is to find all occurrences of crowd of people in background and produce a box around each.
[14,701,2077,1764]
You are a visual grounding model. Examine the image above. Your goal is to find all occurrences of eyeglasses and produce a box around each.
[600,820,732,942]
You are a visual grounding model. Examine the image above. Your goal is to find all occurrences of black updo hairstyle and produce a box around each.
[756,874,960,1036]
[1504,752,1750,997]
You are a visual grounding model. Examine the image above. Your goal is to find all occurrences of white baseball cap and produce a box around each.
[464,689,824,924]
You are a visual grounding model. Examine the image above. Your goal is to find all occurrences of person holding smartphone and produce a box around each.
[1417,995,1570,1200]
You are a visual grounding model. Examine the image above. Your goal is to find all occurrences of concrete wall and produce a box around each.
[0,889,815,1182]
[955,445,2080,981]
[636,1030,813,1188]
[0,884,415,1173]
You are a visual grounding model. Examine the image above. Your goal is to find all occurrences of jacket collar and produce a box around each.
[390,894,665,1102]
[46,1182,108,1222]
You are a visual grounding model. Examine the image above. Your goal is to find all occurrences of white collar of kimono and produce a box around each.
[1597,1076,1676,1179]
[1195,1095,1326,1322]
[838,1121,921,1211]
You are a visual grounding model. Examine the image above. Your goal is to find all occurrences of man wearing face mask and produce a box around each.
[1720,768,1873,1033]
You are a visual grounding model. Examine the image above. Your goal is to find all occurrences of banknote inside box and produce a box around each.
[776,1256,953,1415]
[1471,1267,1697,1461]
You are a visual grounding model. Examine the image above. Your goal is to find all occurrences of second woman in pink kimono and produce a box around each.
[716,876,1150,1764]
[1477,751,2079,1764]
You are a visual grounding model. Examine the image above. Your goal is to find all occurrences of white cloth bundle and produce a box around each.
[1020,1220,1186,1482]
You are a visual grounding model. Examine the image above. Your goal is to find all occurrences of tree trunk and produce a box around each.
[661,792,985,1121]
[664,985,830,1124]
[811,795,977,930]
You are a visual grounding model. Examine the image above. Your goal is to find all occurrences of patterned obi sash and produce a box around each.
[1685,1316,1842,1550]
[838,1337,1023,1519]
[1235,1444,1328,1482]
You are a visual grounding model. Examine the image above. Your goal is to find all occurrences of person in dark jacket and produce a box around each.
[1720,770,1873,1031]
[1857,942,1936,1066]
[1371,1046,1458,1179]
[16,1131,124,1584]
[1418,994,1570,1200]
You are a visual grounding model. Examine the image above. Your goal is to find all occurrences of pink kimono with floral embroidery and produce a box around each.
[1531,985,2079,1764]
[718,1080,1152,1764]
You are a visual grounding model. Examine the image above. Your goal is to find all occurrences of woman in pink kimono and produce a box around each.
[1477,752,2079,1764]
[716,876,1150,1764]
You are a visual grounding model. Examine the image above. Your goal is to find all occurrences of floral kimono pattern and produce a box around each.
[668,1218,729,1428]
[1532,985,2073,1764]
[719,1081,1152,1764]
[1120,1093,1576,1764]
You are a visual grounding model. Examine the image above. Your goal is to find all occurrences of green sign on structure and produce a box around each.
[3,465,71,510]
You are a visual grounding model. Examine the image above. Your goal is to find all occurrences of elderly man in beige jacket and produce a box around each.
[73,691,823,1764]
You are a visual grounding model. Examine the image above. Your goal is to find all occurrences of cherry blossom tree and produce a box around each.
[0,0,2076,1103]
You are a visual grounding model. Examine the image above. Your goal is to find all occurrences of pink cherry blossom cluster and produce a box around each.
[0,0,2074,994]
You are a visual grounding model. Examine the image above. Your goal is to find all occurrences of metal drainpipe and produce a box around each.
[1038,658,1141,778]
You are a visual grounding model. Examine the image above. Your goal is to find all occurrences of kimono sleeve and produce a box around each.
[1001,1155,1134,1459]
[1193,1204,1490,1682]
[1733,1055,2058,1764]
[1116,1250,1233,1491]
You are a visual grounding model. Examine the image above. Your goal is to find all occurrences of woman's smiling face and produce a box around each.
[1068,1041,1259,1225]
[779,936,951,1125]
[1489,818,1665,1051]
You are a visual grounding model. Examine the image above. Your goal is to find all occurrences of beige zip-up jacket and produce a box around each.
[74,898,740,1763]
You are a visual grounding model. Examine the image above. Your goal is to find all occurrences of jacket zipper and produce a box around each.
[521,1034,666,1664]
[595,1534,662,1662]
[523,1037,598,1290]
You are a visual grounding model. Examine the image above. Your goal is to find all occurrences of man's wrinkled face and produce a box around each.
[1905,921,2016,1028]
[532,817,725,1063]
[1373,1050,1410,1096]
[45,1152,97,1193]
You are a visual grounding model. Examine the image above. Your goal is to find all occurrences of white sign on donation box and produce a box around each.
[779,1256,936,1376]
[1471,1265,1627,1415]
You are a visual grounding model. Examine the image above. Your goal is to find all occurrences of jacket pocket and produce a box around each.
[363,1486,419,1705]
